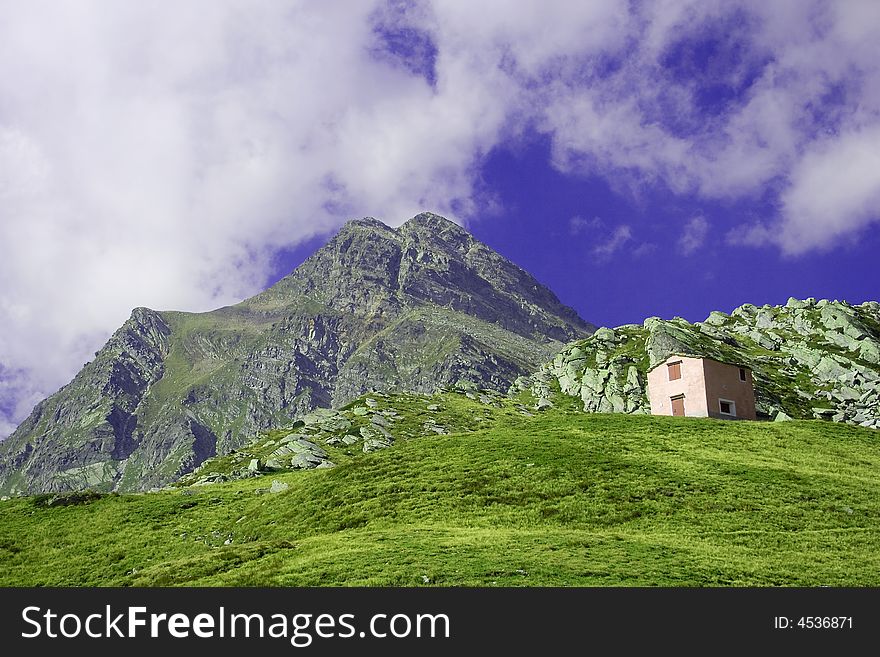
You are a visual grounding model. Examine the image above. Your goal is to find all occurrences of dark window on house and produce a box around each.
[719,400,734,415]
[739,368,747,382]
[668,361,682,381]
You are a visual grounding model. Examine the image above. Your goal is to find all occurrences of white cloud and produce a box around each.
[2,1,880,438]
[568,215,634,259]
[593,225,633,260]
[728,125,880,253]
[632,242,658,258]
[0,1,514,438]
[532,1,880,242]
[679,216,709,255]
[569,215,602,235]
[776,126,880,254]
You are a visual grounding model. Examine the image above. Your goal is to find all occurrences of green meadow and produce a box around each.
[1,397,878,586]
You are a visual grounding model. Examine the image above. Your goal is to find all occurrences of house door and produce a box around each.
[671,396,685,416]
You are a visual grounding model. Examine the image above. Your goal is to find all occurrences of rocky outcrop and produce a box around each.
[509,326,649,414]
[514,299,880,429]
[0,308,177,494]
[511,324,650,415]
[177,388,512,487]
[0,213,593,495]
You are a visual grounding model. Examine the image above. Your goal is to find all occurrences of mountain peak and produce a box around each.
[402,211,460,228]
[262,212,593,339]
[0,211,594,495]
[341,216,393,230]
[398,211,472,242]
[339,212,466,237]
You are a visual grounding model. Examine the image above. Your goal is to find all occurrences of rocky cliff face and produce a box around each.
[514,298,880,429]
[0,213,593,495]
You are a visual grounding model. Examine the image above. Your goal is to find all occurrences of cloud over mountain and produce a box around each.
[1,1,878,437]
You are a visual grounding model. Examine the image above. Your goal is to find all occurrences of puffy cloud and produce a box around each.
[2,1,879,437]
[533,1,880,239]
[679,216,709,255]
[776,126,880,254]
[593,225,633,260]
[569,215,634,260]
[569,215,602,236]
[0,1,512,438]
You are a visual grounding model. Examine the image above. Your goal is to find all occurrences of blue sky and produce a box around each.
[467,131,880,327]
[1,1,879,437]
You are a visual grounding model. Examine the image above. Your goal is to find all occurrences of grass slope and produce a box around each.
[1,394,878,586]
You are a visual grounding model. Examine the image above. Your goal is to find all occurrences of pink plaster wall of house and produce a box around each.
[647,355,756,420]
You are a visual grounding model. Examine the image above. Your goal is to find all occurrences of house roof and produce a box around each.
[647,353,753,374]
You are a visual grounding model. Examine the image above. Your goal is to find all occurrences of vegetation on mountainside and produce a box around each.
[0,214,594,495]
[524,299,880,427]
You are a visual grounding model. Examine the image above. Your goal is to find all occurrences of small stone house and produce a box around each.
[647,355,756,420]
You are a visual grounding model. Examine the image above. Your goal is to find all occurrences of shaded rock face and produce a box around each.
[0,212,593,494]
[514,299,880,429]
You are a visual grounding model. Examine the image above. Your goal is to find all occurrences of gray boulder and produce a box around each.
[269,480,289,493]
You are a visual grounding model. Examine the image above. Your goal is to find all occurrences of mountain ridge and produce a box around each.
[2,211,878,497]
[0,212,593,494]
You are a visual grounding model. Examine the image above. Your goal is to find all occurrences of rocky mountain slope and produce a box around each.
[513,298,880,429]
[150,297,880,490]
[0,213,593,495]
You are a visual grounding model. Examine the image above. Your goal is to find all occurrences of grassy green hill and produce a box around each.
[1,391,878,586]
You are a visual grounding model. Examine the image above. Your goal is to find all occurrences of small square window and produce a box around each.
[668,362,681,381]
[719,399,736,416]
[739,368,747,382]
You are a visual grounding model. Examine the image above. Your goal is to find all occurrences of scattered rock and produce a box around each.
[703,311,729,326]
[193,473,228,486]
[290,452,329,469]
[860,341,880,364]
[269,480,289,493]
[363,438,392,453]
[832,386,860,402]
[815,356,848,381]
[773,410,793,422]
[318,416,352,432]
